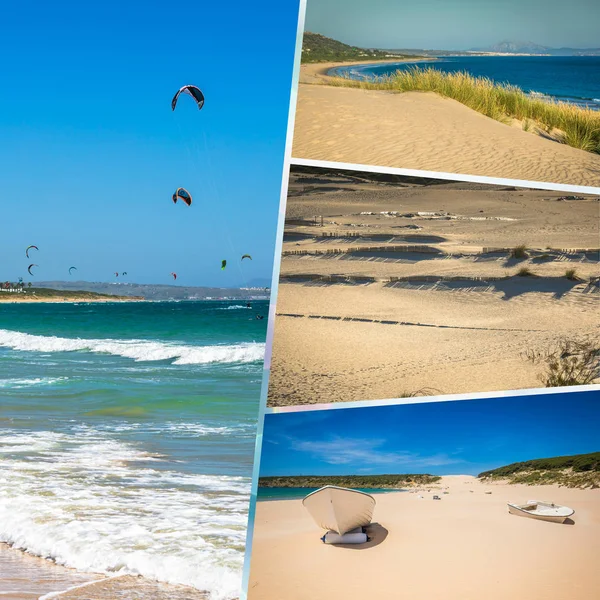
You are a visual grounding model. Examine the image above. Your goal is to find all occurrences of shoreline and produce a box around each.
[299,58,436,84]
[0,543,215,599]
[0,296,145,303]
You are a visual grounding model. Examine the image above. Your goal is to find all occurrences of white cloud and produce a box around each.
[289,436,462,469]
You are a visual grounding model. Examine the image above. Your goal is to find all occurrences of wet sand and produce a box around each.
[292,63,600,188]
[0,544,210,599]
[247,476,600,600]
[267,172,599,405]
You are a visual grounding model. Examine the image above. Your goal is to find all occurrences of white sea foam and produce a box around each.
[0,430,250,600]
[0,377,67,389]
[217,305,251,310]
[0,329,264,366]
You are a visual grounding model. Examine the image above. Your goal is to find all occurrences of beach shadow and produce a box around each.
[332,523,389,550]
[563,518,576,526]
[490,277,581,300]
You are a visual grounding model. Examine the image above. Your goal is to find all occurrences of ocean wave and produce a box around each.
[0,329,264,366]
[0,377,68,389]
[0,430,250,599]
[217,305,252,310]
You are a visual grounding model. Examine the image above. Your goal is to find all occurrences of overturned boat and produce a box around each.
[303,486,376,535]
[507,500,574,524]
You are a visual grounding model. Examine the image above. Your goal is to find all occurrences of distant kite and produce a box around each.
[172,187,192,207]
[171,272,177,281]
[221,260,227,270]
[68,266,77,275]
[171,85,205,111]
[28,264,38,276]
[26,245,38,259]
[122,272,127,276]
[114,272,119,277]
[241,254,252,261]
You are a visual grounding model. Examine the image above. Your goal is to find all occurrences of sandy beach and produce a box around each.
[267,170,599,405]
[248,476,600,600]
[293,63,600,188]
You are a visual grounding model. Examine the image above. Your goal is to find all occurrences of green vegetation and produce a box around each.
[301,32,419,64]
[478,452,600,489]
[525,337,600,387]
[259,474,441,489]
[510,244,529,259]
[329,67,600,154]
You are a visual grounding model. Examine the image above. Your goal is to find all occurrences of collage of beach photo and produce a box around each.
[1,0,599,599]
[246,1,599,599]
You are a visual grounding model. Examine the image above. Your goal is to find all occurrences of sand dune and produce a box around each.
[248,477,600,600]
[293,64,600,188]
[267,172,599,406]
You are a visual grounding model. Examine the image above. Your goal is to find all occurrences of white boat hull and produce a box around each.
[303,486,376,535]
[507,500,574,524]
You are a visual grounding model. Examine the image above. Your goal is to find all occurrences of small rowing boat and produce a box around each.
[507,500,574,523]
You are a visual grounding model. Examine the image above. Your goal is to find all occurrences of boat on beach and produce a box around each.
[507,500,574,523]
[302,486,376,535]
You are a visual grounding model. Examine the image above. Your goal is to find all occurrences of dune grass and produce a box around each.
[328,67,600,154]
[525,337,600,387]
[510,244,529,259]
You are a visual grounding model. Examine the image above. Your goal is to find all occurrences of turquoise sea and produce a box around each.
[257,487,402,501]
[0,300,268,599]
[330,56,600,110]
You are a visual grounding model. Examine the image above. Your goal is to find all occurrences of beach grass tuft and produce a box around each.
[328,67,600,154]
[525,337,600,387]
[510,244,529,259]
[516,266,534,277]
[565,268,579,280]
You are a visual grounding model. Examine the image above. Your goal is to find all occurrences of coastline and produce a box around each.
[0,296,145,303]
[248,475,600,600]
[293,62,600,187]
[299,58,436,84]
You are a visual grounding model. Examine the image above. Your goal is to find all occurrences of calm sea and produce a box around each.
[257,487,402,501]
[330,56,600,110]
[0,300,268,600]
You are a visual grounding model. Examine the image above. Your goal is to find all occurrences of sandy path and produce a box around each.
[292,83,600,188]
[248,477,600,600]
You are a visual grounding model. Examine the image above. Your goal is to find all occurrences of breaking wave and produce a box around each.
[0,329,264,365]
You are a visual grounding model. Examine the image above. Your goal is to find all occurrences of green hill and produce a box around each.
[478,452,600,488]
[259,474,441,489]
[301,32,418,64]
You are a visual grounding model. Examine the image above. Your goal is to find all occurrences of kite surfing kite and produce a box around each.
[114,272,119,277]
[68,266,77,275]
[27,264,38,276]
[122,272,127,276]
[170,272,177,281]
[221,260,227,270]
[171,85,205,111]
[172,187,192,207]
[26,245,38,259]
[241,254,252,261]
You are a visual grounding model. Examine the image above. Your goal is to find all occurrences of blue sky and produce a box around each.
[304,0,600,50]
[260,391,600,477]
[0,0,299,287]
